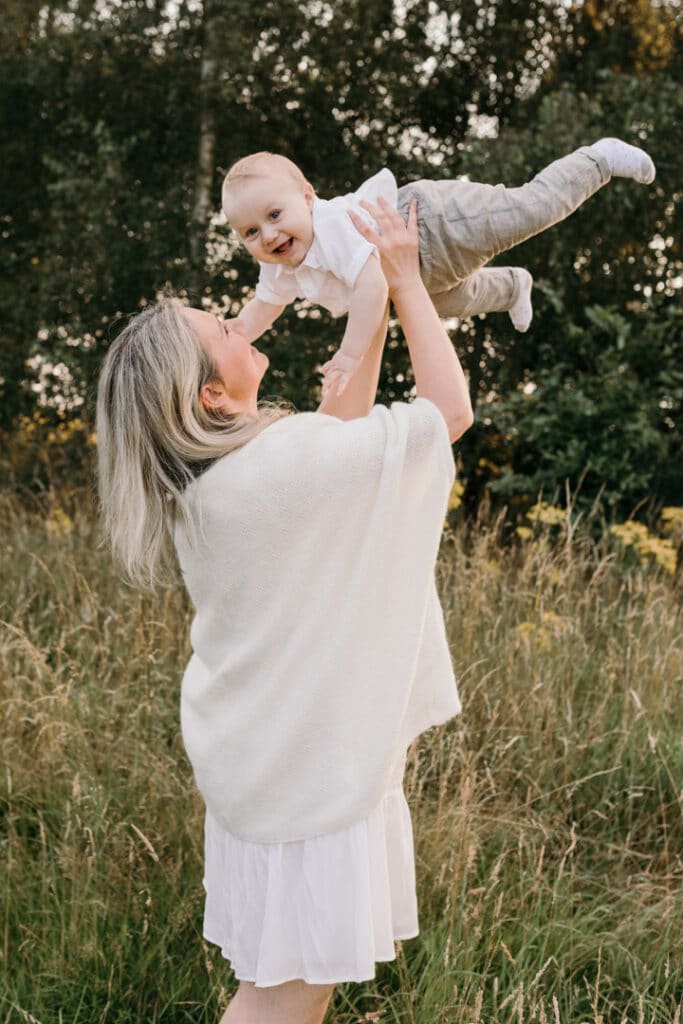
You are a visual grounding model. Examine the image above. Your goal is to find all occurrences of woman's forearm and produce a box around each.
[347,198,473,443]
[391,278,473,442]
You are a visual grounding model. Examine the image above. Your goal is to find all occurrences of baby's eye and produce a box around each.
[244,227,258,238]
[268,209,281,221]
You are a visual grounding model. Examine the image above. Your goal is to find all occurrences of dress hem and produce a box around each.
[205,929,421,988]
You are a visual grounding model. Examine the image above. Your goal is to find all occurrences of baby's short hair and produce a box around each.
[222,152,309,217]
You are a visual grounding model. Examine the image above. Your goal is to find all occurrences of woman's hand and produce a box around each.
[347,198,420,296]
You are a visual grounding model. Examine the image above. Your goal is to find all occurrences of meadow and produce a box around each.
[1,490,682,1024]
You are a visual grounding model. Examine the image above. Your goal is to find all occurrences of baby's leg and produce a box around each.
[432,266,534,331]
[402,141,654,287]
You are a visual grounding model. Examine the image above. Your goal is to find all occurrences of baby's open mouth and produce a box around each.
[273,238,293,256]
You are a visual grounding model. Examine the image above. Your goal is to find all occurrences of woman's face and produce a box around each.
[182,307,269,416]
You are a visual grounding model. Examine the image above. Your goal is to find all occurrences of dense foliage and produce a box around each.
[1,0,681,515]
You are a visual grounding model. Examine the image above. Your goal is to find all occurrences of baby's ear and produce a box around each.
[303,180,315,206]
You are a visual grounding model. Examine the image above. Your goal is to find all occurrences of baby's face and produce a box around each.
[226,175,314,267]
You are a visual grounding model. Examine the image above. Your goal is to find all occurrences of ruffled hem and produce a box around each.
[202,783,419,987]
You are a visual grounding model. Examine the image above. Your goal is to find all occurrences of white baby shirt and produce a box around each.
[174,399,461,844]
[255,168,398,317]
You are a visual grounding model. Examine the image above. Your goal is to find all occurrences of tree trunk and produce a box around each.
[190,59,217,295]
[188,0,225,298]
[188,0,256,298]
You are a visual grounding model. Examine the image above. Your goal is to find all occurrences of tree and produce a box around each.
[1,0,680,515]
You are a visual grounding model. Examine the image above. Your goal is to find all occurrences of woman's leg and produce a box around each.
[220,979,335,1024]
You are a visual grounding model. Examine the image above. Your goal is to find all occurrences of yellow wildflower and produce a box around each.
[447,478,465,512]
[636,535,676,575]
[610,521,649,547]
[610,521,676,575]
[515,621,537,637]
[46,507,74,537]
[541,610,569,632]
[661,507,683,540]
[526,501,567,527]
[515,619,552,653]
[486,559,501,579]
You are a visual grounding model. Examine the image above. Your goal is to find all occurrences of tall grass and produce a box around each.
[1,491,681,1023]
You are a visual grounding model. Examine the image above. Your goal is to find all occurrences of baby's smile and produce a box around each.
[273,238,294,257]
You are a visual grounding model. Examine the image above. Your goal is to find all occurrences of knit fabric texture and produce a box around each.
[174,398,461,843]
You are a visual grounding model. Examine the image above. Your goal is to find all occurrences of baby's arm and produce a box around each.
[231,297,286,343]
[321,255,389,398]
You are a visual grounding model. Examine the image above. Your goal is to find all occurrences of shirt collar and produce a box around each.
[302,197,327,270]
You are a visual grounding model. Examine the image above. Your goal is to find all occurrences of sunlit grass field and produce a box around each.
[1,491,682,1023]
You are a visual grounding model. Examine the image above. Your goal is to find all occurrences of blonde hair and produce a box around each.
[222,151,310,217]
[96,298,291,589]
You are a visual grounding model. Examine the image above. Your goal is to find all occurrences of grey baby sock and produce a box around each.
[592,138,656,184]
[509,268,534,332]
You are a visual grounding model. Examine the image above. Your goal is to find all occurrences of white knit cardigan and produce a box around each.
[174,398,461,843]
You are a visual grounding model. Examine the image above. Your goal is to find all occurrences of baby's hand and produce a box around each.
[320,350,362,399]
[222,316,245,333]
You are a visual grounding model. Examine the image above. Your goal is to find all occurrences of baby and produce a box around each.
[221,139,655,397]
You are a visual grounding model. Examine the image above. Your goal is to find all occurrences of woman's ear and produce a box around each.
[200,380,227,411]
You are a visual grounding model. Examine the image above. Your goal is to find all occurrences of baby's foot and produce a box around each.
[509,268,533,332]
[592,138,656,184]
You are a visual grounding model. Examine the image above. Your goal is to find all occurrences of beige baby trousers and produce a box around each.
[396,145,611,317]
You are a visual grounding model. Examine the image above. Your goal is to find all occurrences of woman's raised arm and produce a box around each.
[348,198,473,443]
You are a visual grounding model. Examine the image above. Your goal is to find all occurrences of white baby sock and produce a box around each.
[509,268,534,332]
[592,138,656,184]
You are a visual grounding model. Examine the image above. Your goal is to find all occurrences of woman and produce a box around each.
[96,199,473,1024]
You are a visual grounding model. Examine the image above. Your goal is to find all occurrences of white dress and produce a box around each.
[202,747,418,988]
